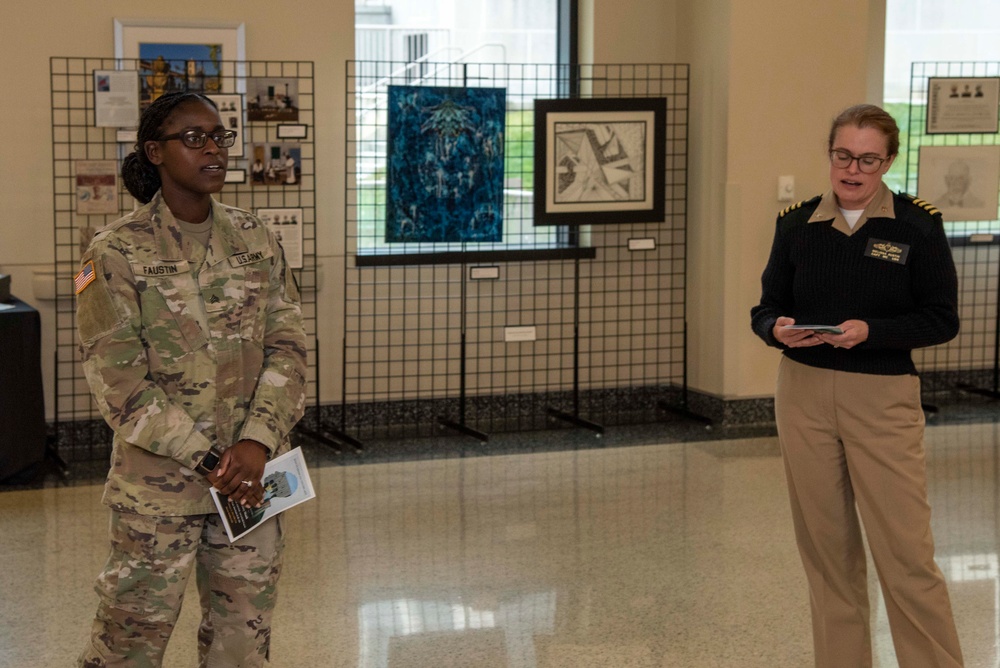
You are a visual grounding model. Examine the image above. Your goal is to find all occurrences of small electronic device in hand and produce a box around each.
[782,324,844,335]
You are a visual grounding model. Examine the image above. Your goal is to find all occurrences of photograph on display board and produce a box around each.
[257,208,303,269]
[250,143,301,186]
[137,43,223,106]
[534,97,666,226]
[926,77,1000,134]
[385,85,506,243]
[247,78,299,122]
[207,94,244,157]
[75,160,119,216]
[917,145,1000,222]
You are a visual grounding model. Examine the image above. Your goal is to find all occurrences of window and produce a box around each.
[352,1,584,262]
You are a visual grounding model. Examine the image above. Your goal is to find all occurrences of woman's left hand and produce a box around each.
[816,319,869,350]
[209,439,269,507]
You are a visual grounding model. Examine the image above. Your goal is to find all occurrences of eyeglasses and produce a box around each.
[829,149,887,174]
[156,129,237,149]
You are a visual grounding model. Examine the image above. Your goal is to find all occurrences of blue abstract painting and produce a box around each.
[385,85,506,243]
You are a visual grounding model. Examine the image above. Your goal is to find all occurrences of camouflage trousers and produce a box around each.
[79,510,284,667]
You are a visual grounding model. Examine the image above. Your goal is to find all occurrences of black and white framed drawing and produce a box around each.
[533,97,666,226]
[926,77,1000,135]
[207,94,244,157]
[917,145,1000,222]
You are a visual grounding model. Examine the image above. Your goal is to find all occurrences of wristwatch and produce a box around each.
[194,446,223,476]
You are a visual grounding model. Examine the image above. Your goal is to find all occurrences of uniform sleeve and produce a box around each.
[77,238,213,469]
[863,213,959,350]
[237,239,308,452]
[750,218,793,349]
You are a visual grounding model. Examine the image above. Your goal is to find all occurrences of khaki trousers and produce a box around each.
[775,357,962,668]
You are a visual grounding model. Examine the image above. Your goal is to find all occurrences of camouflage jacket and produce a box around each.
[77,192,307,515]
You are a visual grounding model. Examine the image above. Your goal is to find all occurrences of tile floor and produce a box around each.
[1,407,999,667]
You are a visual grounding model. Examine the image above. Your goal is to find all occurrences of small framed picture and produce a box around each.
[246,77,299,122]
[224,168,247,184]
[277,124,308,139]
[207,94,245,157]
[249,143,301,187]
[75,160,119,215]
[926,77,1000,135]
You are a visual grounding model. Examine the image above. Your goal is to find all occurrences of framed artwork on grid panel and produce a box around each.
[533,97,666,226]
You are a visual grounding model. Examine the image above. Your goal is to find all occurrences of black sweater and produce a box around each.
[750,186,959,376]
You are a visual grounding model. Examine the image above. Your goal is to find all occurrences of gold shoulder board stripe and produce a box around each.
[910,197,940,216]
[779,200,806,218]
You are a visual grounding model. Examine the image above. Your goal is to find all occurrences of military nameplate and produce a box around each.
[864,238,910,264]
[132,260,191,276]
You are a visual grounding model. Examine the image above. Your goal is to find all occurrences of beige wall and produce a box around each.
[0,0,888,418]
[675,0,885,399]
[0,1,351,419]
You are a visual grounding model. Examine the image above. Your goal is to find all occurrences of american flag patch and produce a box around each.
[74,261,96,294]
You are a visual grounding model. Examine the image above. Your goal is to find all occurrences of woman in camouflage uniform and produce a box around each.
[76,92,307,667]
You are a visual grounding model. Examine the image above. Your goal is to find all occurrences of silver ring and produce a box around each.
[242,479,253,487]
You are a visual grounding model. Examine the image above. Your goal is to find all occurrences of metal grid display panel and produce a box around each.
[49,57,318,461]
[345,61,689,440]
[905,61,1000,393]
[577,65,689,419]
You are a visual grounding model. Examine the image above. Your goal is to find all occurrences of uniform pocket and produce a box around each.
[240,266,269,342]
[97,513,198,622]
[137,275,209,355]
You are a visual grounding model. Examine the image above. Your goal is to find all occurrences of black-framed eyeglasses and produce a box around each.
[829,149,887,174]
[157,129,237,149]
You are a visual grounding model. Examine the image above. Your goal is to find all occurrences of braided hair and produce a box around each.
[121,92,219,203]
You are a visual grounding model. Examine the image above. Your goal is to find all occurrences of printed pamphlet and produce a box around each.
[210,446,315,542]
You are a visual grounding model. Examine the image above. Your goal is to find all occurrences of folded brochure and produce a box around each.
[782,324,844,334]
[210,446,315,542]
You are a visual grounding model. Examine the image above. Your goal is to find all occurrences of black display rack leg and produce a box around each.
[659,322,713,427]
[295,337,362,454]
[548,257,604,436]
[439,264,489,443]
[44,435,70,481]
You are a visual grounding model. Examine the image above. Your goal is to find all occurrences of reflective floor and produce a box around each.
[2,419,1000,667]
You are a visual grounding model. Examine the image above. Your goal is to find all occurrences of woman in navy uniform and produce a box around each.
[751,104,963,667]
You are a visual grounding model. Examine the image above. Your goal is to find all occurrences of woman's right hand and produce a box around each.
[772,316,824,348]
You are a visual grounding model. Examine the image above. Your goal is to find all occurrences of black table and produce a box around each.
[0,296,46,482]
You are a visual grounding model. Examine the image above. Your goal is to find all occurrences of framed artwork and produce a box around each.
[113,19,246,108]
[207,94,245,157]
[247,78,299,122]
[277,124,308,139]
[257,208,303,269]
[917,145,1000,222]
[75,160,119,215]
[249,143,301,186]
[533,97,666,226]
[926,77,1000,134]
[385,85,506,243]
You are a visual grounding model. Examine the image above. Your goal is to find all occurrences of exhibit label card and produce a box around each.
[93,70,140,128]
